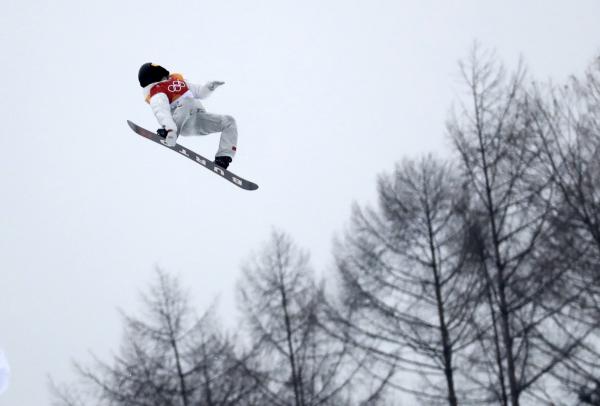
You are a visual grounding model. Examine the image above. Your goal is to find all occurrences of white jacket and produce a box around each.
[142,74,215,133]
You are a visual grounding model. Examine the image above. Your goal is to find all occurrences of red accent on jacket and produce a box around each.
[148,75,190,104]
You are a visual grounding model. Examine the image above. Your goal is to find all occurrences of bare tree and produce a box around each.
[529,55,600,404]
[237,230,385,406]
[329,155,482,405]
[52,269,259,406]
[448,45,590,406]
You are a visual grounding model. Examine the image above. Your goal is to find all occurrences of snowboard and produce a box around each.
[127,120,258,191]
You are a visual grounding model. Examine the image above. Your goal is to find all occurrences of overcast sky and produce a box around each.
[1,1,600,404]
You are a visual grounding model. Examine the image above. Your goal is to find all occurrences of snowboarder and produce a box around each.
[138,62,237,169]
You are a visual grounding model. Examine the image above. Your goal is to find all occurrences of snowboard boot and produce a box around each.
[214,156,232,170]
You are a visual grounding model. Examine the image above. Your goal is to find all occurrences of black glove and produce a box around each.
[214,156,232,170]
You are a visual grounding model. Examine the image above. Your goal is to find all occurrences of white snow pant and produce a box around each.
[175,107,238,159]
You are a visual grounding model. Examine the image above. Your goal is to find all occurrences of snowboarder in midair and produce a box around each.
[138,63,237,169]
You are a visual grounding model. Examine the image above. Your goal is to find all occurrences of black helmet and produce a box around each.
[138,63,170,87]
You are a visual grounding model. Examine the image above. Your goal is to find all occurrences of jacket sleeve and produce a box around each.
[187,82,214,100]
[149,93,177,132]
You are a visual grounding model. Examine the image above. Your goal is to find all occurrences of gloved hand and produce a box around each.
[214,156,232,170]
[157,128,178,147]
[207,81,225,91]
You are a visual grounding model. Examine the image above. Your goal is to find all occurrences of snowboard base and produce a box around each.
[127,120,258,191]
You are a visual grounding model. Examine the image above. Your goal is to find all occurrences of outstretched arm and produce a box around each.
[188,81,225,99]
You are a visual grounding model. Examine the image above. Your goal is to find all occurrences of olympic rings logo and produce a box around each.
[168,80,186,92]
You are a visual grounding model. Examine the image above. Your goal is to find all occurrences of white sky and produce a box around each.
[1,1,599,404]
